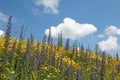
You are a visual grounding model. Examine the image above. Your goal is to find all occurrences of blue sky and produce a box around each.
[0,0,120,56]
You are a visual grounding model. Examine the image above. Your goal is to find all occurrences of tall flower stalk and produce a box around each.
[3,16,12,64]
[100,51,106,80]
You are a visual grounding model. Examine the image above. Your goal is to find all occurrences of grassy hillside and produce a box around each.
[0,17,120,80]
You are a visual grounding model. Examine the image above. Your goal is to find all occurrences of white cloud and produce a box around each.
[45,17,97,39]
[0,12,8,22]
[34,0,59,14]
[32,8,41,16]
[0,30,4,36]
[97,34,104,38]
[98,36,119,51]
[0,12,16,23]
[105,25,120,35]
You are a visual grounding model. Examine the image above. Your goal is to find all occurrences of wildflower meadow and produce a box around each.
[0,16,120,80]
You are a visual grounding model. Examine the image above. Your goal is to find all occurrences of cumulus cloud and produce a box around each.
[34,0,59,14]
[0,30,4,36]
[97,34,104,38]
[45,17,97,39]
[0,12,8,22]
[98,36,119,51]
[105,25,120,35]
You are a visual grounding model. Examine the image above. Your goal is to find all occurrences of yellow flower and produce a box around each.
[44,66,48,71]
[2,74,7,79]
[6,67,10,73]
[54,68,60,73]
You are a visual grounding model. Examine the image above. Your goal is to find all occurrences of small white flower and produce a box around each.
[47,75,50,78]
[11,71,14,74]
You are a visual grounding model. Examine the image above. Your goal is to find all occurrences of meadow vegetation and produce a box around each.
[0,16,120,80]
